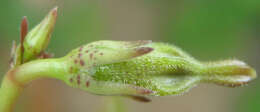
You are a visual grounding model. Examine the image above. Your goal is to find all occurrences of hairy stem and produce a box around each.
[0,58,69,112]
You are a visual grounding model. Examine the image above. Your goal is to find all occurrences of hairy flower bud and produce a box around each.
[59,40,257,98]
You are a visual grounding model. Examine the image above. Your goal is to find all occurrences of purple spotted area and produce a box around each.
[69,44,105,68]
[79,59,85,66]
[68,40,155,71]
[68,74,91,88]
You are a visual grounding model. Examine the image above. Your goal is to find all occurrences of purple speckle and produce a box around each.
[90,53,93,59]
[79,46,83,52]
[70,78,73,83]
[86,81,90,87]
[78,53,82,58]
[80,60,85,66]
[77,75,81,85]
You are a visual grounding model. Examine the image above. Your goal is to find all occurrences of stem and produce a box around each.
[0,76,23,112]
[0,58,69,112]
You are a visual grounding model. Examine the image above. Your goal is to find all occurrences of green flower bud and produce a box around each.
[58,40,257,98]
[2,7,257,112]
[13,7,57,66]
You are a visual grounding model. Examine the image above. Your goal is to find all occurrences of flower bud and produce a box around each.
[13,7,57,66]
[61,41,257,97]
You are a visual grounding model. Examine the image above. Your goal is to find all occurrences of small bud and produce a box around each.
[13,7,57,66]
[23,7,57,62]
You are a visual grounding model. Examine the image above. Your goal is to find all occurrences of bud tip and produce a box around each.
[20,16,28,42]
[51,6,58,17]
[134,47,154,57]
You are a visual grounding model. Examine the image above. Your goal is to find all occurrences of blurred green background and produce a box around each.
[0,0,259,112]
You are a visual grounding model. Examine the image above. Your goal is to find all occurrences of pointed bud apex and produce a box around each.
[134,47,154,57]
[20,16,28,63]
[20,16,28,44]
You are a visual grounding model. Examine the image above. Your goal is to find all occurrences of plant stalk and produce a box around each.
[0,58,69,112]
